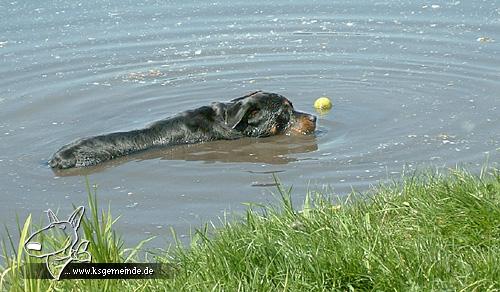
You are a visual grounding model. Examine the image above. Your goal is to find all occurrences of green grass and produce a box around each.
[1,167,499,291]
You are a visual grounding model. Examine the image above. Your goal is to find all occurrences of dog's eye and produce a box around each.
[276,114,290,131]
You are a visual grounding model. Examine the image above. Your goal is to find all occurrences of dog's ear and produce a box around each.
[230,90,262,102]
[225,91,264,130]
[225,99,256,130]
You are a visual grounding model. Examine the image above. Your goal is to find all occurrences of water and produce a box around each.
[1,0,499,247]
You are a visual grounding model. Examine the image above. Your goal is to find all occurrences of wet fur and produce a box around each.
[49,91,316,169]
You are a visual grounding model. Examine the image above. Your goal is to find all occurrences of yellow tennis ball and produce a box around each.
[314,97,332,110]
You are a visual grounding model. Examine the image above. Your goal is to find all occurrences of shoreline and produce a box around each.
[2,167,499,291]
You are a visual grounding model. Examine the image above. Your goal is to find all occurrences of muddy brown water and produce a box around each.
[1,0,499,248]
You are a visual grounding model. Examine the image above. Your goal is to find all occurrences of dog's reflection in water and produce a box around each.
[52,134,318,177]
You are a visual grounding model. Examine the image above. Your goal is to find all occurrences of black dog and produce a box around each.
[49,91,317,169]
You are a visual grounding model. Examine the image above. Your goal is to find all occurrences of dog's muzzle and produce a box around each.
[288,111,317,135]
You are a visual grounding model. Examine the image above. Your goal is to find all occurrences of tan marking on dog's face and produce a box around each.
[287,112,316,135]
[270,125,279,135]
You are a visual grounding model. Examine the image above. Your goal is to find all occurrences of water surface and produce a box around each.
[1,0,499,246]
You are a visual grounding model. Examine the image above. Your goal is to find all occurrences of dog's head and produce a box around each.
[225,91,316,137]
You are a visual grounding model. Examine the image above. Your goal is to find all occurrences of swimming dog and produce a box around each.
[49,91,317,169]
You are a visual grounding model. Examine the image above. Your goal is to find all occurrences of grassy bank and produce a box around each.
[1,168,499,291]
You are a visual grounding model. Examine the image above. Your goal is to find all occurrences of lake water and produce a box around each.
[1,0,499,247]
